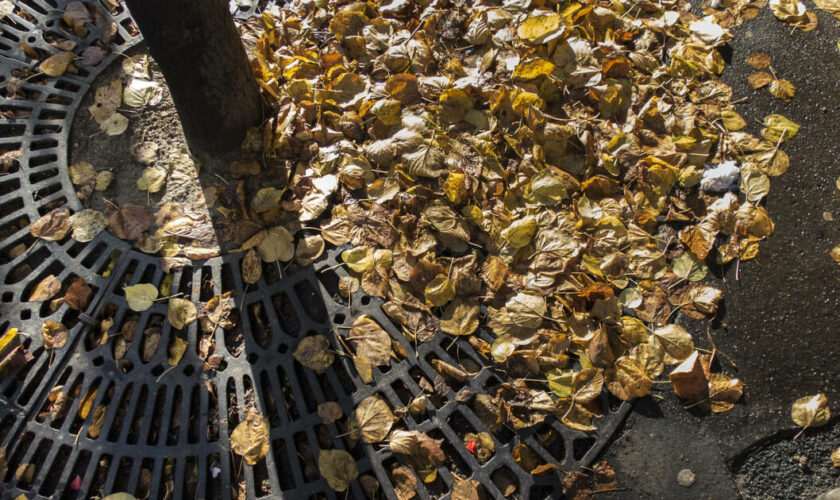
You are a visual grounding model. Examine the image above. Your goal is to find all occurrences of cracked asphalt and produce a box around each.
[600,3,840,498]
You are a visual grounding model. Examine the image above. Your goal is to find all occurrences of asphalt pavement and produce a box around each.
[601,4,840,498]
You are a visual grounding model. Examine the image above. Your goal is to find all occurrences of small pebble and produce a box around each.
[677,468,696,487]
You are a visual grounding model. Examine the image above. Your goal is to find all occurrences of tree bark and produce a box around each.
[124,0,262,155]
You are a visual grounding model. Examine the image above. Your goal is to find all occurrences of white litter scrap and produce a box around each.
[700,160,740,192]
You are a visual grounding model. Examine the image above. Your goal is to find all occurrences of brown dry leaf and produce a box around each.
[87,404,107,438]
[201,292,234,330]
[451,477,481,500]
[709,373,744,413]
[40,51,75,76]
[347,316,391,366]
[791,393,830,434]
[41,321,68,349]
[230,410,270,465]
[748,71,773,89]
[388,430,446,483]
[293,335,334,373]
[296,234,325,266]
[28,275,61,302]
[30,208,71,241]
[349,395,394,443]
[168,298,197,330]
[241,248,262,284]
[108,203,151,240]
[317,402,343,424]
[391,466,417,500]
[318,449,358,492]
[653,325,695,365]
[669,351,709,404]
[440,298,480,336]
[68,161,96,185]
[746,53,771,69]
[64,277,92,311]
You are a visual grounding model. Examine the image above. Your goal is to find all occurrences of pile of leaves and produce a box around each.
[243,0,780,437]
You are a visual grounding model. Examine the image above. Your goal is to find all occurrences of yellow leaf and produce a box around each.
[256,225,294,262]
[513,59,555,80]
[653,325,694,365]
[230,410,270,465]
[318,449,358,492]
[167,337,187,366]
[791,393,830,432]
[136,166,167,193]
[342,246,375,273]
[517,13,563,43]
[349,395,394,443]
[425,275,455,307]
[440,298,480,336]
[167,298,196,330]
[761,114,799,143]
[69,161,97,185]
[500,215,536,249]
[720,110,746,131]
[769,78,795,100]
[123,283,158,312]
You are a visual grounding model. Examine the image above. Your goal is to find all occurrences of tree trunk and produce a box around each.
[124,0,262,155]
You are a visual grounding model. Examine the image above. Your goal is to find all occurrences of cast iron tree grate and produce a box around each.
[0,1,631,499]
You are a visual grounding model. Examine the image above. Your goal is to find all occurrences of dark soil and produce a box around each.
[69,43,190,212]
[69,43,260,256]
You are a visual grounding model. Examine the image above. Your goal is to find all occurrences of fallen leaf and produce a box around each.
[167,298,197,329]
[241,248,262,284]
[124,283,159,312]
[68,161,96,185]
[108,203,151,240]
[391,466,417,500]
[41,321,68,349]
[347,316,391,366]
[40,52,75,76]
[440,298,480,336]
[69,209,107,242]
[136,166,167,193]
[317,402,343,424]
[349,395,394,443]
[230,410,270,465]
[100,112,129,136]
[791,393,830,434]
[30,208,71,241]
[653,325,695,365]
[256,226,294,262]
[168,337,187,366]
[29,275,61,302]
[293,335,334,373]
[64,277,92,311]
[388,430,446,483]
[318,449,358,492]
